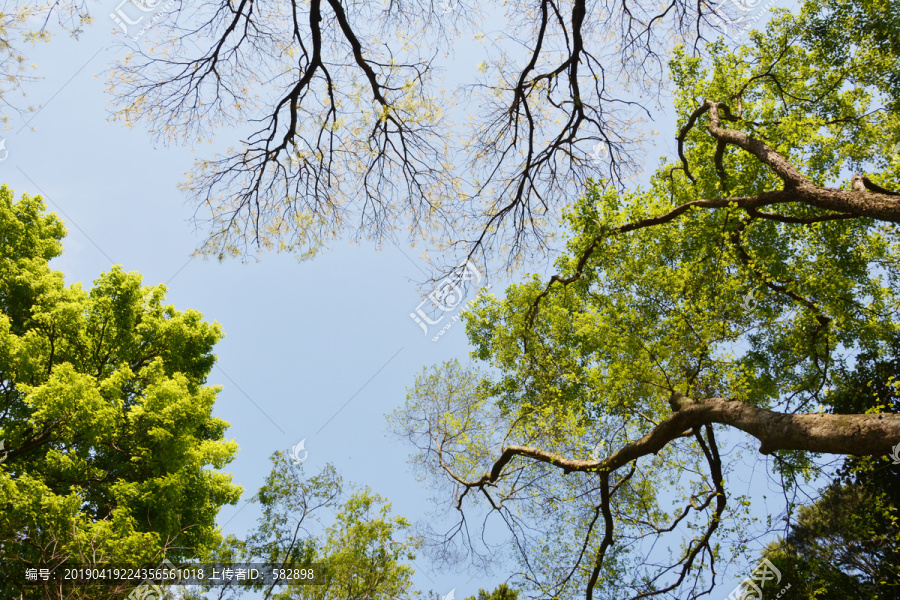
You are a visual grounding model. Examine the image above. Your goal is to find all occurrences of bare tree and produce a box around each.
[0,0,91,125]
[105,0,743,272]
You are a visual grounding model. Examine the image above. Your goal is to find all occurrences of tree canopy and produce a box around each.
[197,452,422,600]
[393,2,900,597]
[463,583,519,600]
[0,185,241,599]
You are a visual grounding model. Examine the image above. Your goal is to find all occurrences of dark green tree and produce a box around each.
[763,337,900,598]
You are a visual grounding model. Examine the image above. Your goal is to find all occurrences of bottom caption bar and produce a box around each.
[8,563,324,586]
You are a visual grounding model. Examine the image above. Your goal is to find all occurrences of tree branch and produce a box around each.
[463,395,900,491]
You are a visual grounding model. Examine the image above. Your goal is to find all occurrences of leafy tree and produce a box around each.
[392,2,900,598]
[463,583,519,600]
[201,452,422,600]
[307,488,421,600]
[801,0,900,110]
[763,482,899,599]
[0,184,241,599]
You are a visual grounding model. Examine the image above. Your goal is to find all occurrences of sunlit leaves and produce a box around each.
[0,185,241,596]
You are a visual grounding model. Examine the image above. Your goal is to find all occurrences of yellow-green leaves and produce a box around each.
[0,186,240,584]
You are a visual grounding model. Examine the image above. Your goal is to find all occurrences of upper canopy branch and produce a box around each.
[700,99,900,220]
[527,97,900,322]
[108,0,730,268]
[703,100,811,186]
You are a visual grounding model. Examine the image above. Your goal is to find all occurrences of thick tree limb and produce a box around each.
[703,100,900,220]
[462,395,900,490]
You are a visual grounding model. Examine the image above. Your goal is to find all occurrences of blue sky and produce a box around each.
[0,3,804,597]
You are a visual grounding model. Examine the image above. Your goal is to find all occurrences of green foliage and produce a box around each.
[307,488,421,600]
[395,0,900,596]
[801,0,900,111]
[0,184,241,598]
[763,336,900,598]
[203,452,422,600]
[461,0,900,457]
[462,583,519,600]
[748,1,900,570]
[764,482,899,599]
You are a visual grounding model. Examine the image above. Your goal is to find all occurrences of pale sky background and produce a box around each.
[0,2,804,598]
